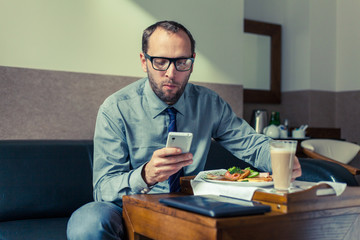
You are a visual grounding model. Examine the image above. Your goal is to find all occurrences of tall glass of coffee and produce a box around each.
[270,140,298,192]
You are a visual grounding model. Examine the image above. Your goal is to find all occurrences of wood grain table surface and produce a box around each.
[123,177,360,240]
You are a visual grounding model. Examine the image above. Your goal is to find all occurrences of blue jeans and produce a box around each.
[67,201,124,240]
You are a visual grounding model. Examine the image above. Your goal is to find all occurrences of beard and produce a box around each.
[147,67,191,105]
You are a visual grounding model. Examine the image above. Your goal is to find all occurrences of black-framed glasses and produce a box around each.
[144,52,194,72]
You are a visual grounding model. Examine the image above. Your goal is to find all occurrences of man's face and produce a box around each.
[140,28,195,105]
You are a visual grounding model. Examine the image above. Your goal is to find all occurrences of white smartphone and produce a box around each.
[166,132,193,153]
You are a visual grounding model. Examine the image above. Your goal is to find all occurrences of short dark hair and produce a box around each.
[142,20,196,55]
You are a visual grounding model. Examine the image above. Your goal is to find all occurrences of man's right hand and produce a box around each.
[142,147,193,186]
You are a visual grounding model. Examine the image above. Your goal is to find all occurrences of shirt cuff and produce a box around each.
[129,163,153,194]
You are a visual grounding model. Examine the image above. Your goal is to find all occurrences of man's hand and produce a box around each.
[291,156,302,181]
[142,147,193,186]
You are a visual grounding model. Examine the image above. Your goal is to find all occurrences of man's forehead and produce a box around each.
[149,27,186,41]
[154,26,182,36]
[148,28,191,52]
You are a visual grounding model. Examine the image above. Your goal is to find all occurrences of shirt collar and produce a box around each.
[144,78,187,118]
[171,88,186,116]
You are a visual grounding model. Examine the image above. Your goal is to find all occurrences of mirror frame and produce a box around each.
[243,19,282,104]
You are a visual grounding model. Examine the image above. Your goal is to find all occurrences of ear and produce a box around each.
[140,52,148,73]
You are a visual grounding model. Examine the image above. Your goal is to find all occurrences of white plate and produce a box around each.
[199,169,273,187]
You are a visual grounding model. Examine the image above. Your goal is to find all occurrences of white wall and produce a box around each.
[282,1,312,91]
[2,0,359,92]
[309,0,337,91]
[336,0,360,91]
[0,0,149,77]
[0,0,245,85]
[245,0,360,92]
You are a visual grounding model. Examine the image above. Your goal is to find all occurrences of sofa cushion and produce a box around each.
[0,140,94,222]
[0,217,68,240]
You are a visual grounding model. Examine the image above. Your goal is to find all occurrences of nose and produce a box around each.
[165,62,177,78]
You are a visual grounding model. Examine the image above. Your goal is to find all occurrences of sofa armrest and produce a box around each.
[302,148,360,175]
[297,158,359,186]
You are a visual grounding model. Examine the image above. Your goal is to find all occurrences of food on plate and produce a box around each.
[206,167,272,182]
[224,167,251,180]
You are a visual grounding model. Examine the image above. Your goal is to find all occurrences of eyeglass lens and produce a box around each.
[152,57,193,71]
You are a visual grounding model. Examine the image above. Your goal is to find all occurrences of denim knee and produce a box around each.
[67,201,124,240]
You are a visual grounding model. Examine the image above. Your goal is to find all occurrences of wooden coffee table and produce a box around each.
[123,178,360,240]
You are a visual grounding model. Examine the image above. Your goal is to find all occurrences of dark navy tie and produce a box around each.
[166,107,177,132]
[166,108,183,192]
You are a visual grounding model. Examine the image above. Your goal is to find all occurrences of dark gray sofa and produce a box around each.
[0,140,358,240]
[0,141,93,240]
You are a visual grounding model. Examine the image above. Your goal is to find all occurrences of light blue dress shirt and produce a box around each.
[93,78,271,205]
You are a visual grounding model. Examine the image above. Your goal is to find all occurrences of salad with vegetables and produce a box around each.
[206,166,272,182]
[225,167,259,181]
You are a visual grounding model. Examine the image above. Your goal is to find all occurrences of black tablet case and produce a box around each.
[159,195,271,218]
